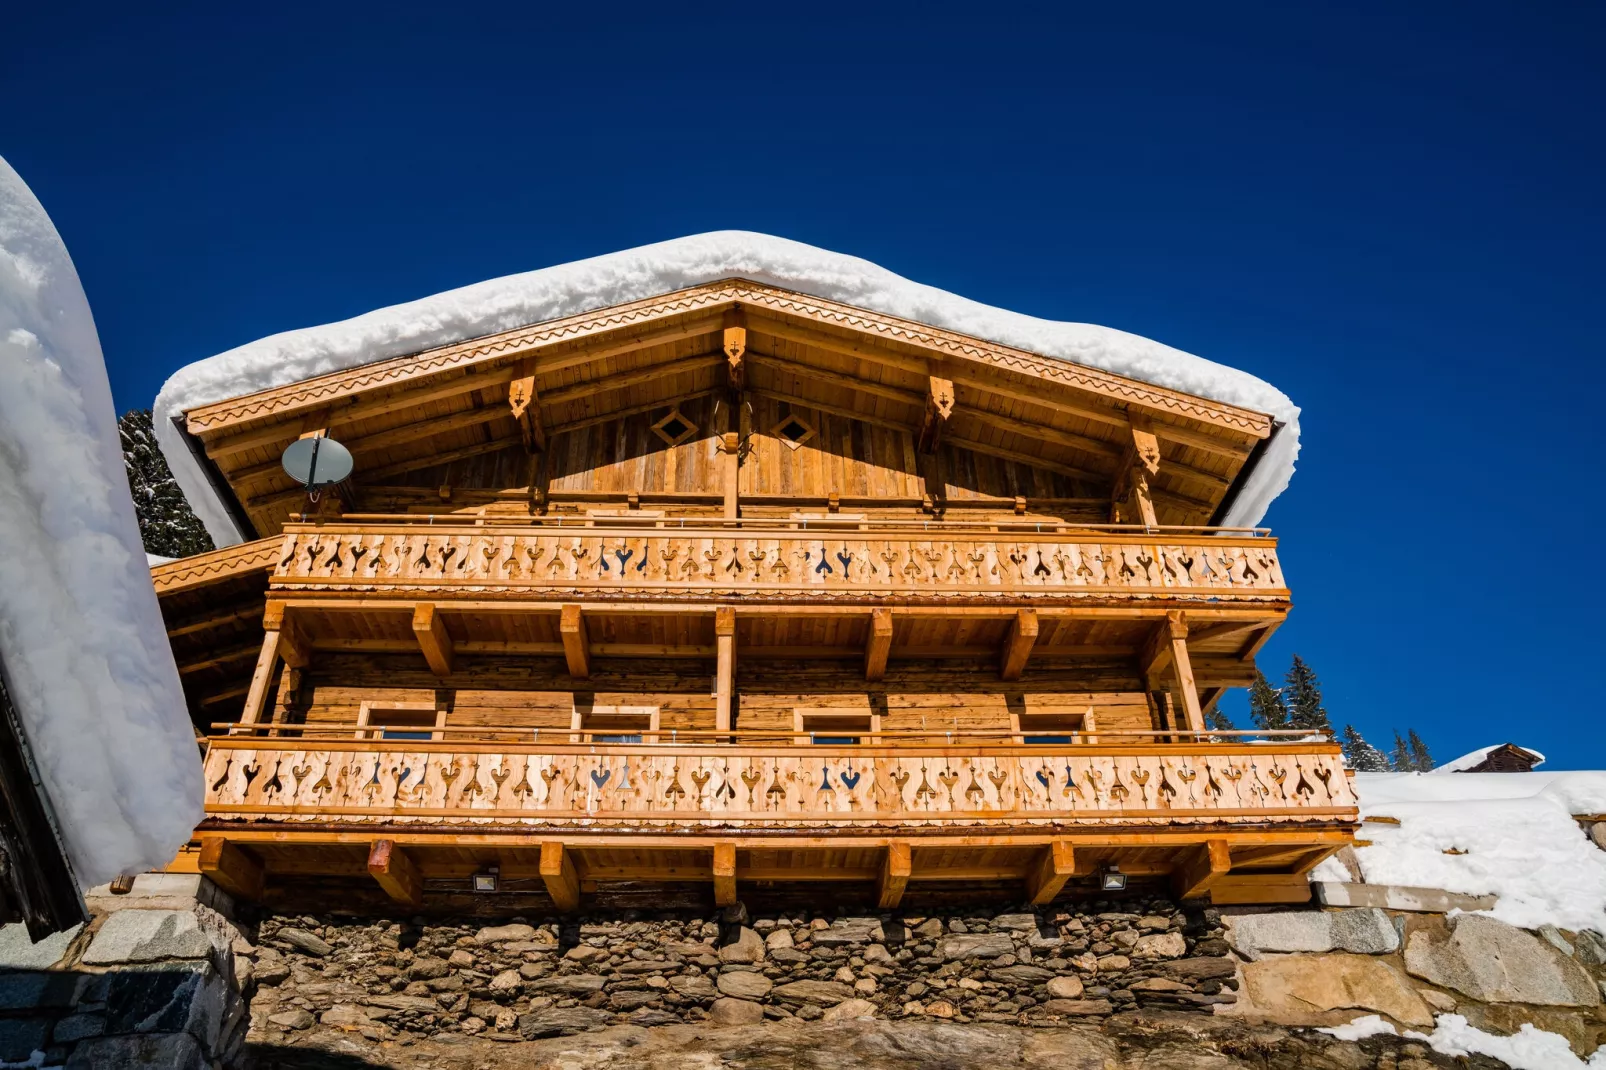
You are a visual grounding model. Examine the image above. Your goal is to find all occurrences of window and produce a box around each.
[1012,708,1095,745]
[357,701,446,741]
[572,705,659,743]
[793,708,878,745]
[652,408,699,447]
[771,412,816,450]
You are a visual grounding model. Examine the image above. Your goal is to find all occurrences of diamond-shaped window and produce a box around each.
[772,412,816,451]
[652,408,698,447]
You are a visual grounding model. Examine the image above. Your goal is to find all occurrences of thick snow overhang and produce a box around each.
[154,232,1299,545]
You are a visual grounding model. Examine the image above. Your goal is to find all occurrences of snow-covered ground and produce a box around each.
[0,156,203,887]
[1321,1014,1606,1069]
[152,231,1302,547]
[1316,769,1606,934]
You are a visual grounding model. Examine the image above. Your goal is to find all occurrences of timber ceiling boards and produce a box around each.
[185,282,1272,531]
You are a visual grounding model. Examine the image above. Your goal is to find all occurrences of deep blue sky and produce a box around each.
[5,3,1602,766]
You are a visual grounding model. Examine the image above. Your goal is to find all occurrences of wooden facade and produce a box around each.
[152,280,1354,911]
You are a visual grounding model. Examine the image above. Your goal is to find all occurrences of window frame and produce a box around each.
[792,707,880,746]
[356,699,447,742]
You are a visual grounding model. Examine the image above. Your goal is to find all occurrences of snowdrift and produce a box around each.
[0,156,203,887]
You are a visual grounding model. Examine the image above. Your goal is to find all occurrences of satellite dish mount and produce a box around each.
[281,435,355,506]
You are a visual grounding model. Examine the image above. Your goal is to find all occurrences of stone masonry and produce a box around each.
[243,897,1232,1048]
[0,873,253,1068]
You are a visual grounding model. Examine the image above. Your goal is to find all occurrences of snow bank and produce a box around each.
[153,231,1301,546]
[1341,771,1606,933]
[0,156,203,887]
[1320,1014,1606,1069]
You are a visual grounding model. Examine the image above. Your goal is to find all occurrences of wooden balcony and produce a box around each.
[268,517,1286,608]
[195,729,1356,910]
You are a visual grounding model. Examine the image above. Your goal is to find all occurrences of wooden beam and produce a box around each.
[714,607,736,734]
[560,604,590,679]
[944,434,1110,484]
[1124,415,1161,530]
[177,642,263,676]
[864,608,893,682]
[411,603,455,677]
[916,376,955,455]
[720,431,740,520]
[999,609,1039,681]
[197,837,264,901]
[877,841,912,909]
[1025,840,1077,905]
[367,839,423,909]
[955,403,1125,459]
[539,841,581,912]
[712,842,737,907]
[1171,838,1231,900]
[238,630,280,726]
[508,368,546,452]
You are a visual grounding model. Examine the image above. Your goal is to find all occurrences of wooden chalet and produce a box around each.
[151,278,1357,912]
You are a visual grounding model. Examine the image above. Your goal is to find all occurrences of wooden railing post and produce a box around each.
[715,608,736,734]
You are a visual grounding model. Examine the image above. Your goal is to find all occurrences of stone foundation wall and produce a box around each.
[0,874,253,1068]
[242,896,1236,1047]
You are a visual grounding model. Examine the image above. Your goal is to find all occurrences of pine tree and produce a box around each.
[1341,724,1390,772]
[1205,707,1235,733]
[1407,730,1435,772]
[1283,654,1333,735]
[1390,731,1414,772]
[1247,670,1288,731]
[119,408,213,558]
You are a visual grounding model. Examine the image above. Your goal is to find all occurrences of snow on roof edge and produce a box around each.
[1432,744,1547,774]
[153,231,1302,546]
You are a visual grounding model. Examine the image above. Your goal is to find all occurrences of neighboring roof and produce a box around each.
[155,231,1302,547]
[1433,743,1547,774]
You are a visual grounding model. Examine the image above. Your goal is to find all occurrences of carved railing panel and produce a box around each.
[203,744,1353,830]
[271,526,1285,602]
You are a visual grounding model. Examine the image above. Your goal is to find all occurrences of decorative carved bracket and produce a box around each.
[723,307,747,390]
[508,368,546,452]
[917,376,955,455]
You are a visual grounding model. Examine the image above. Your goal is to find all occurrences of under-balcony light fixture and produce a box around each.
[472,867,500,893]
[1101,865,1127,892]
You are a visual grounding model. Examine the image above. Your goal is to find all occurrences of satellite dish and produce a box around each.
[281,436,354,495]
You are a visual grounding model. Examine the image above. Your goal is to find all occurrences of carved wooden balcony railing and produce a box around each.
[201,731,1354,833]
[269,519,1286,605]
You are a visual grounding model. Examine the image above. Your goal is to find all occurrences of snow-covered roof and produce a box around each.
[1317,770,1606,933]
[1432,743,1546,774]
[0,155,202,887]
[153,232,1302,547]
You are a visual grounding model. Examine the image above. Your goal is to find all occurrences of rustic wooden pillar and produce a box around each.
[715,607,736,734]
[238,630,280,728]
[864,609,893,682]
[1171,839,1231,901]
[367,839,423,909]
[877,841,912,909]
[1000,609,1039,681]
[1025,840,1077,905]
[1167,621,1206,737]
[540,842,580,912]
[712,842,737,906]
[412,603,455,677]
[560,605,590,679]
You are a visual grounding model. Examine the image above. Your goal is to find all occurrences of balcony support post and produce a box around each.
[560,605,590,679]
[1000,609,1039,681]
[412,603,455,678]
[715,607,736,734]
[367,839,423,909]
[238,628,281,728]
[865,608,893,682]
[1025,840,1077,905]
[877,841,912,908]
[712,842,737,906]
[198,836,264,901]
[1168,624,1206,736]
[540,842,581,912]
